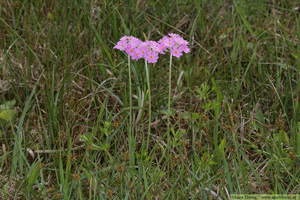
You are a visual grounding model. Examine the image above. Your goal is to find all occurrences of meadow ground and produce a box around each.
[1,0,300,199]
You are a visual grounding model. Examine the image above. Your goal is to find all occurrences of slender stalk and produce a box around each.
[167,54,173,163]
[167,54,173,135]
[128,55,133,166]
[145,60,151,150]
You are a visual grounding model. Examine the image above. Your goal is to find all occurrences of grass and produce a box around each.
[1,0,300,199]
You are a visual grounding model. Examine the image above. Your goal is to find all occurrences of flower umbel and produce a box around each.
[113,33,190,63]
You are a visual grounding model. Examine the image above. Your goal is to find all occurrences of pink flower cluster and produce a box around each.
[113,33,190,63]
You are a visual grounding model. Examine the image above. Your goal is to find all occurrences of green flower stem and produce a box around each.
[167,54,173,159]
[167,54,173,135]
[145,60,151,150]
[128,55,133,166]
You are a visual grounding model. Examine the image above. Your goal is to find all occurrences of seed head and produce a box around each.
[87,145,93,151]
[107,189,113,199]
[73,173,80,181]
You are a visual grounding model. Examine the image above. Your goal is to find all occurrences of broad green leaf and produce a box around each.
[28,161,41,187]
[100,142,110,151]
[0,110,16,121]
[279,129,289,144]
[219,138,226,149]
[160,108,176,116]
[48,12,54,21]
[179,112,200,120]
[0,99,16,110]
[208,160,217,165]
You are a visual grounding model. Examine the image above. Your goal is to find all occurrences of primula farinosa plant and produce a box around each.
[114,33,190,152]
